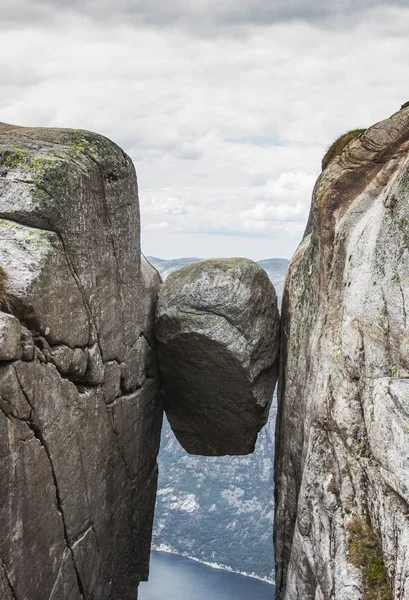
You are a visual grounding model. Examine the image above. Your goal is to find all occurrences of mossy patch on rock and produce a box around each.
[347,518,392,600]
[0,132,111,223]
[0,147,27,170]
[322,128,366,171]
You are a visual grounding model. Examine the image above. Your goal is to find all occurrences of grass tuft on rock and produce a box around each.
[347,517,393,600]
[322,129,365,171]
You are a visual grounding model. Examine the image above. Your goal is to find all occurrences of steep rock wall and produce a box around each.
[0,124,162,600]
[274,107,409,599]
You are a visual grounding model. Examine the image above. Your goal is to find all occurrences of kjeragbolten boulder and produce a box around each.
[156,258,280,456]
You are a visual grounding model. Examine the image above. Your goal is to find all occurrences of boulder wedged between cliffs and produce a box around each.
[156,257,280,456]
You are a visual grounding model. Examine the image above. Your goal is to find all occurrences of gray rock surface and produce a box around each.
[274,106,409,599]
[0,123,163,599]
[156,258,280,456]
[0,312,21,360]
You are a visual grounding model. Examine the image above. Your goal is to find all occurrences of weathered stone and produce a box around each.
[20,326,34,360]
[140,256,161,344]
[0,363,31,419]
[156,258,280,456]
[34,336,52,361]
[0,123,151,359]
[0,561,17,600]
[274,106,409,599]
[0,219,90,348]
[84,343,105,385]
[108,379,163,481]
[50,344,74,374]
[0,123,162,599]
[103,360,121,403]
[0,312,21,361]
[69,347,88,379]
[120,335,153,392]
[34,346,46,362]
[0,406,83,600]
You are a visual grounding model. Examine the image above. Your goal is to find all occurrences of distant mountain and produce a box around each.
[146,256,201,281]
[149,256,289,582]
[256,259,288,303]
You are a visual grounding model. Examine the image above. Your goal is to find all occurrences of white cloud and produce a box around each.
[145,222,170,230]
[1,5,409,259]
[144,196,187,216]
[242,202,306,222]
[1,0,407,32]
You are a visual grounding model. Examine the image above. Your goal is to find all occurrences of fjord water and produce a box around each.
[139,551,275,600]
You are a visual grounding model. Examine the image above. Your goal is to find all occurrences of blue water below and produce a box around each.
[139,551,275,600]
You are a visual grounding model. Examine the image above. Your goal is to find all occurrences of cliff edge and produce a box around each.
[0,124,162,600]
[274,107,409,599]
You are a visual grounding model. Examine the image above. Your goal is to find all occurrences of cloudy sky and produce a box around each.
[1,1,408,260]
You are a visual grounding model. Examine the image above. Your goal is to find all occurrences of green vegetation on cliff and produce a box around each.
[321,128,365,170]
[347,518,392,600]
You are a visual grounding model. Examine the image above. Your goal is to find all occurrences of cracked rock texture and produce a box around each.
[156,258,280,455]
[274,107,409,599]
[0,123,162,599]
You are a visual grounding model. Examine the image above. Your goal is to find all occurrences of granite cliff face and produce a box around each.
[275,107,409,599]
[0,124,162,600]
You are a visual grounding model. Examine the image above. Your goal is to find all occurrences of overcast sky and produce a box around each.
[1,1,408,260]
